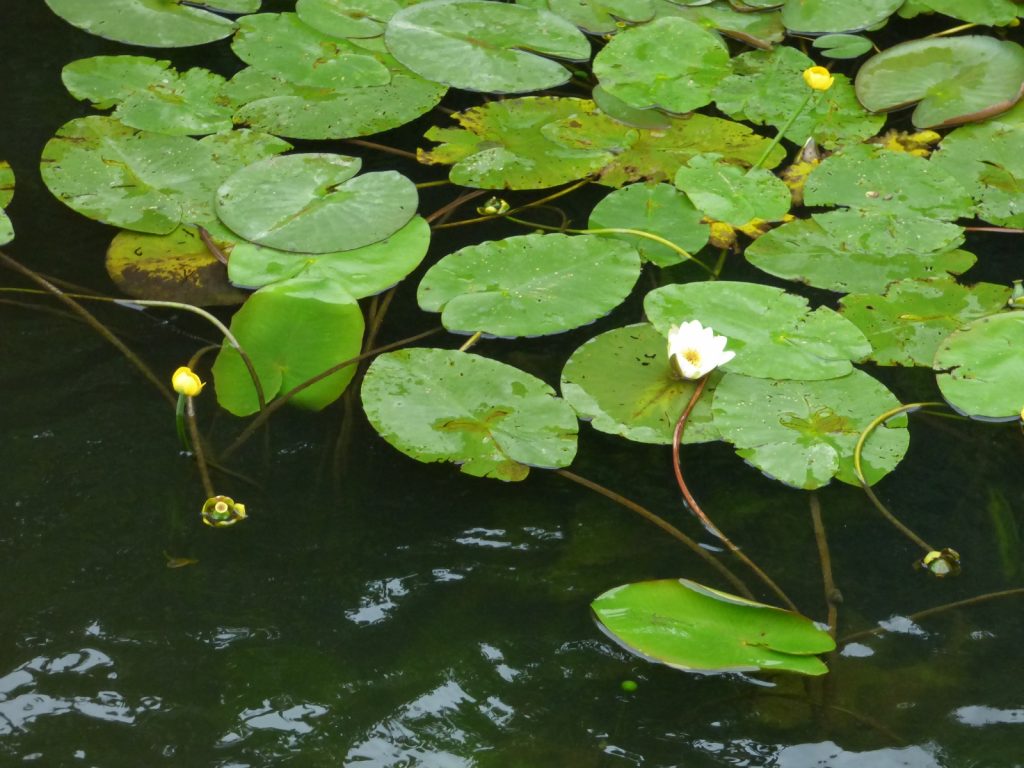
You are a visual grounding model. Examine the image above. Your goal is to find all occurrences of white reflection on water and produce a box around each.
[953,705,1024,726]
[694,738,946,767]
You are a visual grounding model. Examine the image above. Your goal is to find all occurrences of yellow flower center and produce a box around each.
[683,349,701,366]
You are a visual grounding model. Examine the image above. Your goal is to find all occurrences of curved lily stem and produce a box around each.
[672,375,799,611]
[185,397,215,499]
[748,90,816,173]
[963,226,1024,234]
[219,326,443,461]
[0,249,175,407]
[342,138,418,160]
[926,22,978,38]
[415,179,451,190]
[432,178,592,229]
[810,492,840,637]
[854,402,946,553]
[554,468,755,599]
[839,587,1024,645]
[458,331,483,352]
[425,189,489,225]
[504,215,715,275]
[196,225,228,266]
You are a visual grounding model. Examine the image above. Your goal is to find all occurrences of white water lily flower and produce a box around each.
[667,320,736,379]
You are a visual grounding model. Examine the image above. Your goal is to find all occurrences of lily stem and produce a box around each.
[748,90,815,173]
[810,492,839,637]
[185,396,215,499]
[432,178,592,229]
[458,331,483,352]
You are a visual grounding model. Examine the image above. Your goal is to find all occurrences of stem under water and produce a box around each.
[810,492,840,637]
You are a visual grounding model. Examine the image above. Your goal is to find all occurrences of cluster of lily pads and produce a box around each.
[17,0,1024,676]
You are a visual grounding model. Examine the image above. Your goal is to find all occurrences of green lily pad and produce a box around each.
[745,210,973,294]
[934,312,1024,420]
[216,153,417,253]
[812,33,874,59]
[227,215,429,298]
[781,0,903,34]
[592,85,671,131]
[45,0,239,47]
[548,0,656,34]
[674,153,791,226]
[296,0,400,38]
[560,323,721,444]
[593,16,729,114]
[62,56,235,136]
[654,0,785,49]
[587,183,709,267]
[361,348,579,481]
[384,0,590,93]
[855,36,1024,129]
[232,13,391,90]
[713,45,885,150]
[803,144,974,220]
[212,276,365,416]
[40,117,290,234]
[106,223,247,306]
[914,0,1019,25]
[227,62,446,140]
[592,578,835,675]
[712,370,909,488]
[418,233,641,337]
[644,281,871,380]
[840,278,1011,367]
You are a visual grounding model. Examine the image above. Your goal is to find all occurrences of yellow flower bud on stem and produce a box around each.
[748,67,833,175]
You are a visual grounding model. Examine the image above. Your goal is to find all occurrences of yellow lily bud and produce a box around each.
[802,66,834,91]
[171,366,205,397]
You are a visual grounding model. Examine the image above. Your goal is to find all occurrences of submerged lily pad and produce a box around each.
[712,370,909,488]
[384,1,590,93]
[560,323,721,444]
[587,183,709,267]
[361,348,579,481]
[418,233,641,337]
[644,281,871,380]
[674,153,791,226]
[216,153,417,253]
[227,215,430,298]
[592,578,835,675]
[855,36,1024,129]
[934,312,1024,420]
[745,210,973,294]
[212,276,365,416]
[45,0,240,47]
[781,0,903,34]
[593,16,730,114]
[839,278,1011,367]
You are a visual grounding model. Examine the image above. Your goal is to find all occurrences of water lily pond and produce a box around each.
[3,0,1024,765]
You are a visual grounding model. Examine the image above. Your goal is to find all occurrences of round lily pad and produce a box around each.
[592,579,836,675]
[712,370,909,489]
[45,0,238,47]
[296,0,399,39]
[914,0,1019,25]
[227,215,430,298]
[547,0,655,34]
[587,183,708,267]
[560,323,721,444]
[644,281,871,380]
[593,16,730,114]
[934,312,1024,420]
[384,0,591,94]
[212,276,365,416]
[855,36,1024,129]
[781,0,903,34]
[215,153,417,253]
[812,33,874,59]
[417,233,641,338]
[674,153,791,226]
[361,348,579,482]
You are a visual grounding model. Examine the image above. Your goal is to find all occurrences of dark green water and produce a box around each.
[3,5,1024,766]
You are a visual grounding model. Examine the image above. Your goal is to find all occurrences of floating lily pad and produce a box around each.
[228,215,430,298]
[593,16,729,114]
[803,144,973,220]
[296,0,399,38]
[384,0,590,93]
[592,578,835,675]
[587,183,709,267]
[781,0,903,34]
[913,0,1019,25]
[62,56,235,136]
[934,312,1024,420]
[232,13,391,90]
[745,210,973,294]
[548,0,656,34]
[216,153,417,253]
[361,348,579,481]
[712,370,909,488]
[655,0,786,49]
[106,224,247,306]
[812,33,873,59]
[592,85,671,131]
[839,278,1011,367]
[40,117,290,234]
[674,153,791,226]
[212,276,365,416]
[45,0,240,47]
[713,45,885,150]
[560,323,721,444]
[644,281,871,380]
[855,36,1024,129]
[227,61,446,140]
[418,233,641,337]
